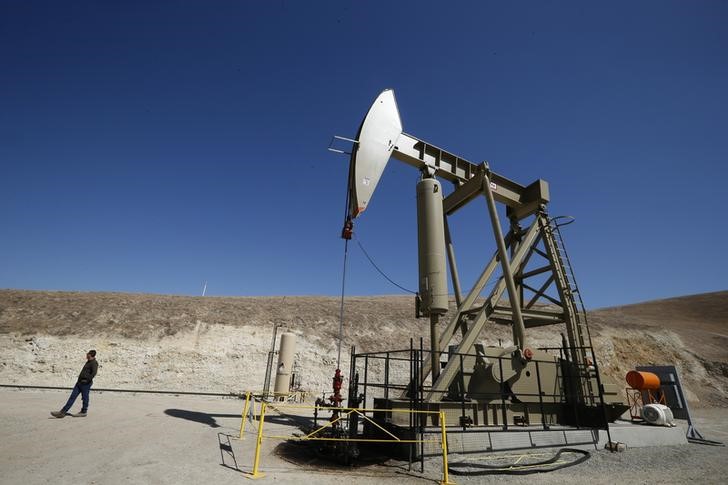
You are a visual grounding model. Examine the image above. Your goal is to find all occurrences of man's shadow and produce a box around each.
[164,409,240,428]
[164,407,318,475]
[163,409,247,473]
[164,408,315,430]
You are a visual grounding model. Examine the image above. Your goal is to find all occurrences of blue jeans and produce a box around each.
[61,382,92,413]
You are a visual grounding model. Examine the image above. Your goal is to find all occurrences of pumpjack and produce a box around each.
[332,89,628,436]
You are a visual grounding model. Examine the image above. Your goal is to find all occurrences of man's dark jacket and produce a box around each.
[78,359,98,385]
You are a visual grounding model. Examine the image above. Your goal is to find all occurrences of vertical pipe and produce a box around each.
[412,346,419,469]
[562,333,580,428]
[384,353,390,402]
[459,353,466,430]
[535,361,547,430]
[348,346,358,443]
[483,173,526,350]
[591,347,614,445]
[363,355,368,409]
[263,324,279,399]
[348,345,356,405]
[430,314,440,384]
[499,355,507,430]
[409,338,414,400]
[263,353,272,399]
[420,337,425,473]
[409,338,414,472]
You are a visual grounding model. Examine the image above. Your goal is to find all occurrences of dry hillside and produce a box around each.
[0,289,726,407]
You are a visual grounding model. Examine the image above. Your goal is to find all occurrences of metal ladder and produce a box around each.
[549,218,615,435]
[550,217,594,349]
[538,214,597,405]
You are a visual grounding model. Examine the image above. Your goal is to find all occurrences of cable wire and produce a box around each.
[354,236,417,294]
[448,447,591,476]
[336,238,349,371]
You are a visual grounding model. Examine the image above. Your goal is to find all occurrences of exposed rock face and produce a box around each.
[0,290,726,407]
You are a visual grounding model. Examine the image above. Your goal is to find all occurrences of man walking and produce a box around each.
[51,350,98,418]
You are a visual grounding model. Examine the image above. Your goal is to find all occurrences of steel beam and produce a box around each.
[491,306,565,323]
[525,275,557,309]
[393,134,549,213]
[522,282,563,307]
[436,241,507,354]
[519,265,553,280]
[426,219,541,401]
[483,172,527,350]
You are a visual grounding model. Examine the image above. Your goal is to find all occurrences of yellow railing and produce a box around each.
[235,390,308,440]
[240,400,456,484]
[238,391,253,439]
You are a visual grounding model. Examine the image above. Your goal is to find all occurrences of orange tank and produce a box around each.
[626,370,661,390]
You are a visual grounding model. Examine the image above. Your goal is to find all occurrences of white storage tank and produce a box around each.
[274,332,296,399]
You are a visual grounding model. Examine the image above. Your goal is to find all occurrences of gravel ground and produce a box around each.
[451,442,728,485]
[1,389,726,485]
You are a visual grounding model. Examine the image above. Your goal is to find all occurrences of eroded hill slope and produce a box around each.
[0,289,725,406]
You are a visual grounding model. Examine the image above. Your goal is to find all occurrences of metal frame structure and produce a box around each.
[345,340,609,461]
[333,89,622,432]
[338,90,591,401]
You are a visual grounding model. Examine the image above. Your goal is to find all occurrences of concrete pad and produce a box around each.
[431,419,688,455]
[443,426,600,454]
[599,419,688,448]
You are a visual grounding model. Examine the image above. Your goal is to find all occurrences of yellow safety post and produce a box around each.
[246,401,267,479]
[238,391,251,439]
[439,411,456,485]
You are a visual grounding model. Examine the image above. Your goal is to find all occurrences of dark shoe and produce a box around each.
[74,412,87,417]
[50,411,66,418]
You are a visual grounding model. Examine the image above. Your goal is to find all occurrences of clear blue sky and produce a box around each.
[1,1,726,308]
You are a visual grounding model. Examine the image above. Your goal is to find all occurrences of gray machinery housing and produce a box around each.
[336,89,627,429]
